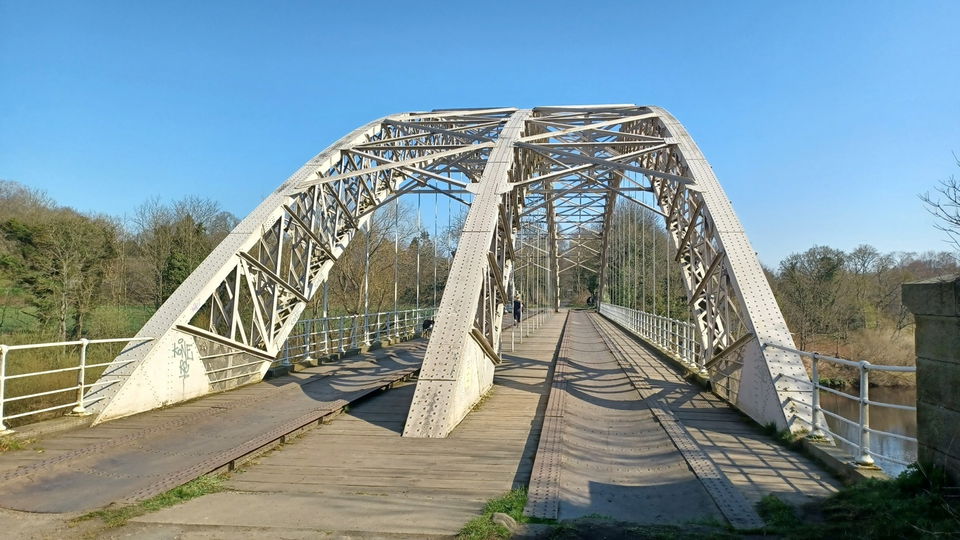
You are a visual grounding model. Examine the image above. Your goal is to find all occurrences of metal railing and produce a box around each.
[278,307,437,366]
[764,342,917,469]
[506,306,550,351]
[598,302,917,472]
[598,302,703,372]
[0,308,440,433]
[0,337,154,433]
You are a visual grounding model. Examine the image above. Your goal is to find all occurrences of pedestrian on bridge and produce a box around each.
[513,295,523,324]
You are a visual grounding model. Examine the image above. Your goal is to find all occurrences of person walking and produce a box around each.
[513,295,523,324]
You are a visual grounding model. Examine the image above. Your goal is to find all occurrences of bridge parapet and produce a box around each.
[904,274,960,485]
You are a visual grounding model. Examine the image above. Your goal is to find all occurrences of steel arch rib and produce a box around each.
[89,104,811,436]
[88,109,513,424]
[643,106,810,430]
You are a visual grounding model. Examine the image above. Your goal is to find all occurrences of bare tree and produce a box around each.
[920,158,960,252]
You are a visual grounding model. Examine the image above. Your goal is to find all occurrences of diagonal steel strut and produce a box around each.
[403,111,531,438]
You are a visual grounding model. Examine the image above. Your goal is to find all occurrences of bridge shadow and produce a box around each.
[257,339,428,435]
[601,319,841,506]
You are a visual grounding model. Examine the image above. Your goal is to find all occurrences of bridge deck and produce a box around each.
[588,314,841,508]
[0,310,841,538]
[118,312,567,538]
[0,339,428,513]
[525,310,729,524]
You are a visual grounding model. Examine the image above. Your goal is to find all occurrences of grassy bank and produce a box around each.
[759,464,960,538]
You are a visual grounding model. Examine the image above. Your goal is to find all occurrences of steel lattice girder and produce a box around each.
[407,105,810,436]
[89,108,517,423]
[92,104,811,435]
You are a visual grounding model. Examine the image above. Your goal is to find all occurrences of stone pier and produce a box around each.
[903,274,960,485]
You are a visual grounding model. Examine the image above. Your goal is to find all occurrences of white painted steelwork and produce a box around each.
[599,302,702,373]
[0,337,154,433]
[85,104,815,436]
[765,341,918,470]
[278,307,436,367]
[89,109,512,424]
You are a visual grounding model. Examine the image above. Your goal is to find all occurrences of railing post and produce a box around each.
[0,344,11,433]
[810,353,826,438]
[339,316,346,353]
[305,319,313,360]
[856,361,875,466]
[70,338,91,416]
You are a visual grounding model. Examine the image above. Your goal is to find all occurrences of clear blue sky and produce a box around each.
[1,0,958,266]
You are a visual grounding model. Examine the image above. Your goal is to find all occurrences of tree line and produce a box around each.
[0,180,457,343]
[0,180,239,341]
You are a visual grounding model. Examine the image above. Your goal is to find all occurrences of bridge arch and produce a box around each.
[91,105,811,437]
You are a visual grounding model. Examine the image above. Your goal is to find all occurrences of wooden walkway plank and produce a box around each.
[121,313,569,538]
[0,340,428,513]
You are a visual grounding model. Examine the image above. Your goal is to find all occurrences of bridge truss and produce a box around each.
[90,105,811,437]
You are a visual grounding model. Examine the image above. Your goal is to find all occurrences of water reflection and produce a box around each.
[819,386,917,476]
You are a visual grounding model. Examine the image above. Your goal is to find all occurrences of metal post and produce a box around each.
[810,353,825,438]
[0,345,11,433]
[322,282,330,357]
[856,361,875,466]
[363,223,371,347]
[70,338,91,416]
[339,316,346,353]
[305,319,313,361]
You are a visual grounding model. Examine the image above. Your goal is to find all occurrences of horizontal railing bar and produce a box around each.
[818,407,861,428]
[865,427,918,442]
[865,400,916,412]
[866,449,914,466]
[5,400,82,420]
[3,384,79,402]
[4,365,81,379]
[2,337,154,351]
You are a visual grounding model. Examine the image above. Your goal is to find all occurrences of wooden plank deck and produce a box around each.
[120,312,568,538]
[0,339,429,513]
[589,314,841,507]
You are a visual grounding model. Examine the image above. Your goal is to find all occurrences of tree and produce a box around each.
[1,212,117,339]
[133,196,239,307]
[775,246,850,350]
[920,158,960,252]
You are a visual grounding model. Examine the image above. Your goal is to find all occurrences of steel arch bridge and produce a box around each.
[86,105,812,437]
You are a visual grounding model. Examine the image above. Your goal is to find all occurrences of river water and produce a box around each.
[818,386,917,476]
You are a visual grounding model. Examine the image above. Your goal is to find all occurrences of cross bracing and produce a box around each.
[89,105,811,438]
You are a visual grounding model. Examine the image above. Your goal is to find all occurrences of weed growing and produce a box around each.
[759,464,960,539]
[76,474,225,527]
[459,488,528,540]
[0,436,35,452]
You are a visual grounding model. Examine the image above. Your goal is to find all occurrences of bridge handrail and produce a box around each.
[598,301,917,473]
[598,302,704,373]
[0,308,444,432]
[762,341,917,469]
[276,307,438,366]
[0,337,154,432]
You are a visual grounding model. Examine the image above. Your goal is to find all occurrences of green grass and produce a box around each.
[76,474,225,527]
[762,422,809,449]
[459,488,529,539]
[0,436,35,452]
[758,464,960,539]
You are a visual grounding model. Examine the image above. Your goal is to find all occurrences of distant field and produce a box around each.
[0,304,155,345]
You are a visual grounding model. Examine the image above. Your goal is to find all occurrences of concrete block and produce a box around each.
[902,274,960,317]
[917,402,960,467]
[265,365,291,378]
[917,357,960,413]
[914,316,960,364]
[923,447,960,487]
